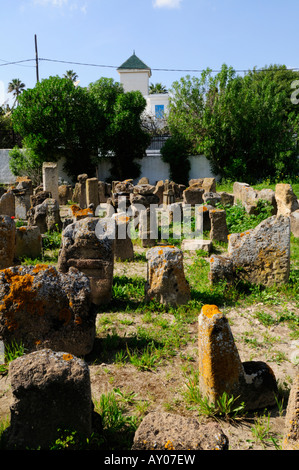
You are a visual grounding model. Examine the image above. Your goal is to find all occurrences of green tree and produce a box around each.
[160,134,191,186]
[168,64,299,183]
[89,78,151,181]
[10,76,105,180]
[7,78,25,109]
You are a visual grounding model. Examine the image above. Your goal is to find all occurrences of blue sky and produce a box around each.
[1,0,298,105]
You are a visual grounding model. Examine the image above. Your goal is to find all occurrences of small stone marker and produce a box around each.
[145,245,190,306]
[42,162,59,202]
[5,349,93,449]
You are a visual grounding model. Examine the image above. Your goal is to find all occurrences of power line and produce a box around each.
[0,56,298,74]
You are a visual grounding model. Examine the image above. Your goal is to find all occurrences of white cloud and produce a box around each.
[153,0,182,8]
[33,0,88,13]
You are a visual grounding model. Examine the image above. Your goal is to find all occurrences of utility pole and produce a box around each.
[35,34,39,83]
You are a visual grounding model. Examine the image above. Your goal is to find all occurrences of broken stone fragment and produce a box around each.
[209,215,291,287]
[132,411,228,450]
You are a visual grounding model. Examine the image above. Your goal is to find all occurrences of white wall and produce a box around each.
[0,149,16,184]
[0,149,218,186]
[118,70,150,96]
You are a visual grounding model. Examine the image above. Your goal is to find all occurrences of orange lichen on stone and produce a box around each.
[165,440,175,450]
[210,257,214,263]
[18,227,27,232]
[0,268,45,323]
[201,305,221,318]
[71,204,93,217]
[62,353,73,361]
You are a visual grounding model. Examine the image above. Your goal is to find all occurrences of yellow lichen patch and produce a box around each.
[32,264,50,274]
[165,440,175,450]
[62,353,73,361]
[201,304,221,318]
[0,268,45,321]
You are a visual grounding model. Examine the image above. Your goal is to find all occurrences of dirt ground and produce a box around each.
[0,246,298,451]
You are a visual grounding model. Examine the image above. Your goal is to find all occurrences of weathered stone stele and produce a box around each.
[0,265,95,356]
[27,198,62,233]
[145,245,190,306]
[282,372,299,450]
[290,209,299,237]
[42,162,59,203]
[5,349,94,450]
[15,225,42,260]
[132,412,228,450]
[0,190,15,217]
[0,215,16,270]
[58,217,114,305]
[198,305,278,411]
[209,208,229,242]
[209,215,291,287]
[275,183,299,217]
[113,213,134,261]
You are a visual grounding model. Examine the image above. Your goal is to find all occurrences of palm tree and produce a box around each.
[7,78,26,109]
[63,70,79,82]
[149,82,168,94]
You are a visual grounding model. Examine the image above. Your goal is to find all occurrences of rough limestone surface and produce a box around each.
[145,246,190,306]
[15,225,42,260]
[209,209,229,242]
[198,305,278,411]
[132,412,228,450]
[290,209,299,237]
[113,213,134,261]
[58,217,114,305]
[27,198,62,234]
[0,190,15,218]
[282,372,299,450]
[189,178,216,193]
[6,349,93,450]
[0,215,16,270]
[183,183,205,206]
[198,305,245,404]
[275,183,299,217]
[209,215,290,287]
[0,265,95,356]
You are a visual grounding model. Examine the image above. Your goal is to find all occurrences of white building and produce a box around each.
[117,52,169,127]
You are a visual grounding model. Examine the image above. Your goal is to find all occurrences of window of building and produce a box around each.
[155,104,164,119]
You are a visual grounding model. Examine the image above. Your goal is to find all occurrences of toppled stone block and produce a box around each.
[209,215,290,287]
[58,217,114,305]
[183,184,205,206]
[145,246,190,306]
[5,349,94,450]
[132,412,228,450]
[198,305,278,411]
[275,183,299,217]
[189,178,216,193]
[203,192,221,207]
[282,373,299,450]
[181,239,212,253]
[15,225,42,260]
[0,215,16,269]
[0,265,95,356]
